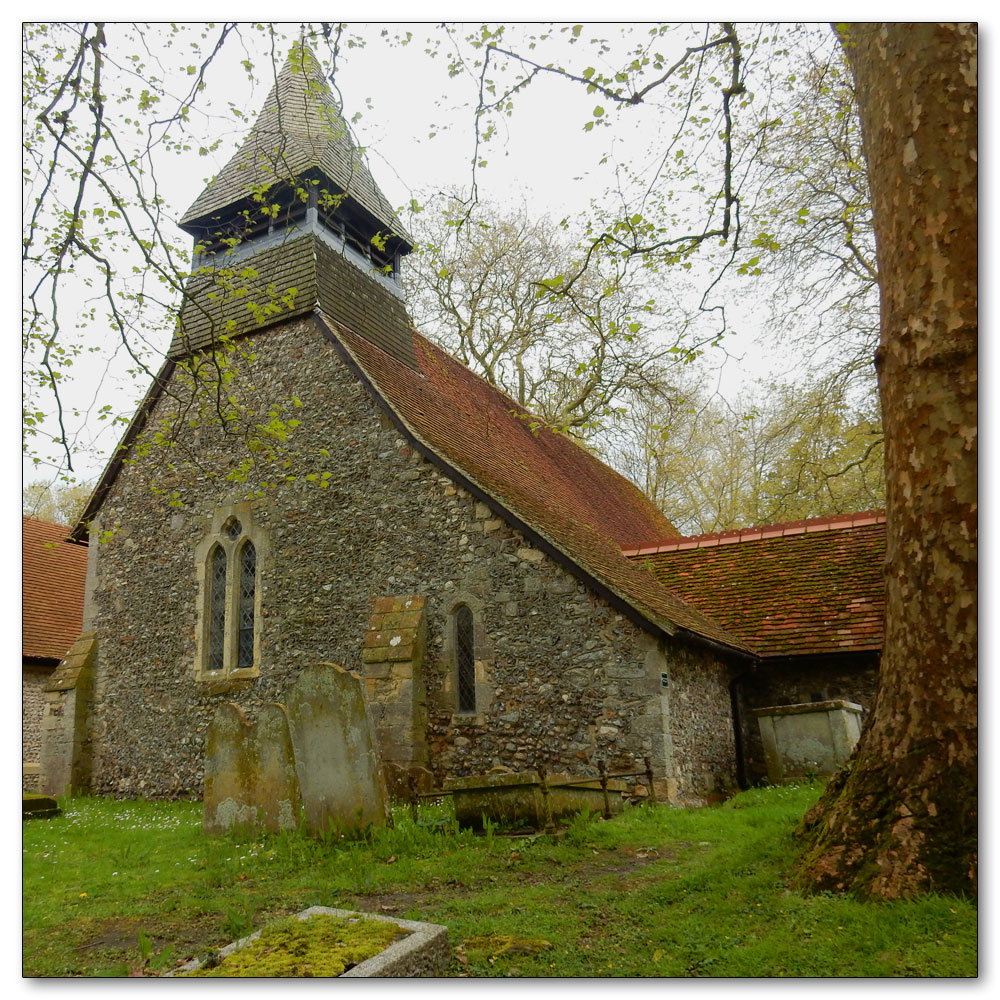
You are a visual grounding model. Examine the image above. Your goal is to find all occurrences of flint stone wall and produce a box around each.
[23,665,53,789]
[83,315,736,799]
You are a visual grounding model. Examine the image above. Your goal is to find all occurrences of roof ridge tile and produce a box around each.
[621,509,887,556]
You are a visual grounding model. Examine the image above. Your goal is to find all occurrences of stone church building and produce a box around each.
[42,45,886,803]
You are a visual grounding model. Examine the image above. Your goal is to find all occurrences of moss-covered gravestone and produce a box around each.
[285,663,389,834]
[203,702,301,835]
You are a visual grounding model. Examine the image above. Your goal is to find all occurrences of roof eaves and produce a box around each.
[622,509,887,557]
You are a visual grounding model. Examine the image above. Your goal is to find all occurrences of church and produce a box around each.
[41,43,885,803]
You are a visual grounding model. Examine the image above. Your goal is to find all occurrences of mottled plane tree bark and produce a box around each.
[797,22,977,899]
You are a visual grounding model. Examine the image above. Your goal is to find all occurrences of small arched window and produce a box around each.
[455,604,476,713]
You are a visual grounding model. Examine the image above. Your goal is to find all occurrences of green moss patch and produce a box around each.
[185,914,406,977]
[464,934,553,960]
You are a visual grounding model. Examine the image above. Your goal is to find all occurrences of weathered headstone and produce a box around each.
[286,663,389,834]
[255,703,303,831]
[203,702,301,835]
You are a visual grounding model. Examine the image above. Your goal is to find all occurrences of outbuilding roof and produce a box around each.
[626,513,886,657]
[22,517,88,662]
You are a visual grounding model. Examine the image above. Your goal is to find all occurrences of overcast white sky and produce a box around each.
[20,19,793,487]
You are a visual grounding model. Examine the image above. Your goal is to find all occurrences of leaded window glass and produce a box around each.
[226,518,243,540]
[456,605,476,713]
[208,546,227,671]
[238,542,256,669]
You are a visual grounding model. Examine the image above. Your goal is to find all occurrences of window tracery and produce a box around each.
[195,505,266,681]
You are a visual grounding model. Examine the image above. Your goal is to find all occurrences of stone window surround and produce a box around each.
[442,593,492,727]
[194,502,269,684]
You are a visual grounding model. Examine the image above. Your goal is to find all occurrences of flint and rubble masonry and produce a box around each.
[84,317,736,798]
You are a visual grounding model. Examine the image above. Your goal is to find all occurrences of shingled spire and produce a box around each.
[170,41,417,366]
[179,41,410,257]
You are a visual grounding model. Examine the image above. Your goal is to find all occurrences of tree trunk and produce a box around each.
[797,23,977,899]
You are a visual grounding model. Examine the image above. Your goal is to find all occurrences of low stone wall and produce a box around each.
[22,666,51,759]
[23,665,53,789]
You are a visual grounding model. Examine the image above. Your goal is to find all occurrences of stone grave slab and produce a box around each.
[167,906,449,978]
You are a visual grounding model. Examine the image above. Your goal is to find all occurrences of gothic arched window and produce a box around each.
[196,507,266,680]
[237,541,257,669]
[208,545,227,671]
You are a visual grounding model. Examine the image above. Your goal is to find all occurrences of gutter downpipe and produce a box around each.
[729,661,760,791]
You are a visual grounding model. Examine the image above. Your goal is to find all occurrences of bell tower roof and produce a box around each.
[178,41,410,251]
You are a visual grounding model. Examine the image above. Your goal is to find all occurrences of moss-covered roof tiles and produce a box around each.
[627,514,886,657]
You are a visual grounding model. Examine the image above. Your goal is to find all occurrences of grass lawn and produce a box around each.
[22,782,976,977]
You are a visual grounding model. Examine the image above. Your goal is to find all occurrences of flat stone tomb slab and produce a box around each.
[167,906,450,978]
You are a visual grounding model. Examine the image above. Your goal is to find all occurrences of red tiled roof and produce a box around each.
[321,313,752,652]
[22,517,88,661]
[628,514,886,657]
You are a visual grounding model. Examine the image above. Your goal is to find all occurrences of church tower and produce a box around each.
[171,41,418,367]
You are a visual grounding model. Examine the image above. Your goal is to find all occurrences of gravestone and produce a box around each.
[203,702,301,834]
[285,663,389,834]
